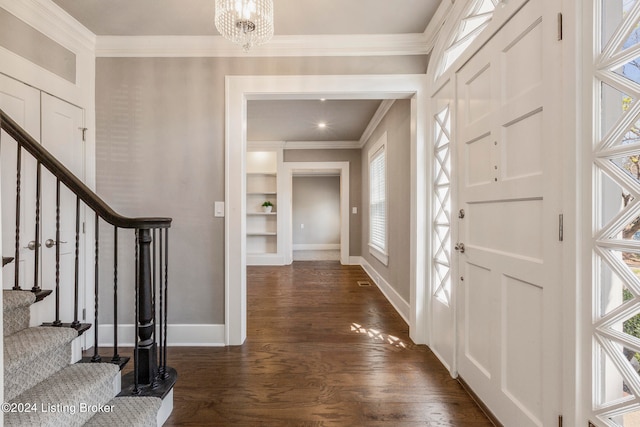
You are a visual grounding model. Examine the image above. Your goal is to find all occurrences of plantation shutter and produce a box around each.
[369,145,386,253]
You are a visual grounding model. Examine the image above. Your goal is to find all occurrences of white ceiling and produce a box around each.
[51,0,441,143]
[247,99,382,142]
[51,0,441,36]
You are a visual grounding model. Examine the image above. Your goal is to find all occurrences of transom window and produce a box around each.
[437,0,499,79]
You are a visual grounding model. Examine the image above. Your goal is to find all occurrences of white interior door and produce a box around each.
[0,74,40,292]
[455,0,563,425]
[39,93,85,326]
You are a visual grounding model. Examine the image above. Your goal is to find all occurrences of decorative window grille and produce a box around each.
[433,106,452,305]
[593,1,640,424]
[437,0,499,79]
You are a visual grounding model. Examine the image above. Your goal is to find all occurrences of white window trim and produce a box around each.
[368,132,389,266]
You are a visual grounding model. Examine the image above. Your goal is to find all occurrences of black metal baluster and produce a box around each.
[92,213,101,362]
[13,143,21,290]
[163,228,169,377]
[152,228,158,387]
[158,229,164,376]
[71,196,80,329]
[133,230,140,395]
[32,162,41,292]
[53,179,62,326]
[112,226,120,363]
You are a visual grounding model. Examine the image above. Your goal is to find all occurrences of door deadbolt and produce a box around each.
[454,242,465,254]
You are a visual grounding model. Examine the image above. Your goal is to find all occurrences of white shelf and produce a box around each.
[246,150,280,265]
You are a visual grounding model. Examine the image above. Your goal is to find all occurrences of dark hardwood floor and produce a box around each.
[112,262,493,426]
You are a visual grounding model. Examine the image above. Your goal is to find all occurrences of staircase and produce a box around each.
[4,290,160,426]
[0,109,177,425]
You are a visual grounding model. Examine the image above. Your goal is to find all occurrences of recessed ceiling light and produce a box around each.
[318,122,327,129]
[320,98,326,102]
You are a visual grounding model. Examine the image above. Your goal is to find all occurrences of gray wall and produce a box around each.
[292,176,340,246]
[96,56,425,324]
[284,149,362,257]
[361,100,411,301]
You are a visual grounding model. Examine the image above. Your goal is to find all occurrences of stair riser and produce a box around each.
[4,307,30,336]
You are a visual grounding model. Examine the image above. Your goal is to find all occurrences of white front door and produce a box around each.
[0,74,40,291]
[455,0,563,425]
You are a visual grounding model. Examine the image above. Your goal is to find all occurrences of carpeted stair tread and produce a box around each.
[3,290,35,311]
[4,326,78,401]
[84,396,162,427]
[5,363,120,427]
[5,326,77,367]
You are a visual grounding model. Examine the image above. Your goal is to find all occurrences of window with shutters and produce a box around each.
[369,132,388,265]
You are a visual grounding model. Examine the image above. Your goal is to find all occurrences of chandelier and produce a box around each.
[215,0,274,52]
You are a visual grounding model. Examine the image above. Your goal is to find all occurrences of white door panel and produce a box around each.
[39,93,84,326]
[0,74,40,291]
[0,76,85,329]
[455,1,562,426]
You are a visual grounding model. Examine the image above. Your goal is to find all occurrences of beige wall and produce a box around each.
[96,56,425,324]
[292,176,341,246]
[284,149,362,256]
[361,100,411,301]
[0,9,76,83]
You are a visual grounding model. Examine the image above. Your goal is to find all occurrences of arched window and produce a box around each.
[436,0,499,79]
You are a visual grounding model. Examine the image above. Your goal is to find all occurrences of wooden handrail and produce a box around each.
[0,109,171,229]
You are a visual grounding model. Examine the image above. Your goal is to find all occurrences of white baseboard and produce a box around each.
[98,324,225,347]
[292,243,340,251]
[358,257,410,325]
[349,256,364,265]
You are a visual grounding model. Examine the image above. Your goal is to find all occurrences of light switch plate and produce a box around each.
[215,201,225,217]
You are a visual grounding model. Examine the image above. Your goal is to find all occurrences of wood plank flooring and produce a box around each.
[123,262,493,426]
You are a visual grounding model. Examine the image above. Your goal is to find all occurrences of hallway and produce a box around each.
[162,261,493,425]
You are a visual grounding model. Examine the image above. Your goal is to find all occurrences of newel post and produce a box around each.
[136,228,157,384]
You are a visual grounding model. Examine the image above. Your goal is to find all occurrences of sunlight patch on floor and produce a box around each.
[351,323,406,348]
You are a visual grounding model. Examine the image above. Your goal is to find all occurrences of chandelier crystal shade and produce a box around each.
[215,0,274,52]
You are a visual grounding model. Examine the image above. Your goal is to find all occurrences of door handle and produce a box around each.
[45,239,67,248]
[24,241,39,250]
[454,242,465,254]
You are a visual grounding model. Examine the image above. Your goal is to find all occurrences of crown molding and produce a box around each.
[247,141,285,151]
[359,99,396,147]
[283,140,361,150]
[0,0,96,53]
[96,33,430,58]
